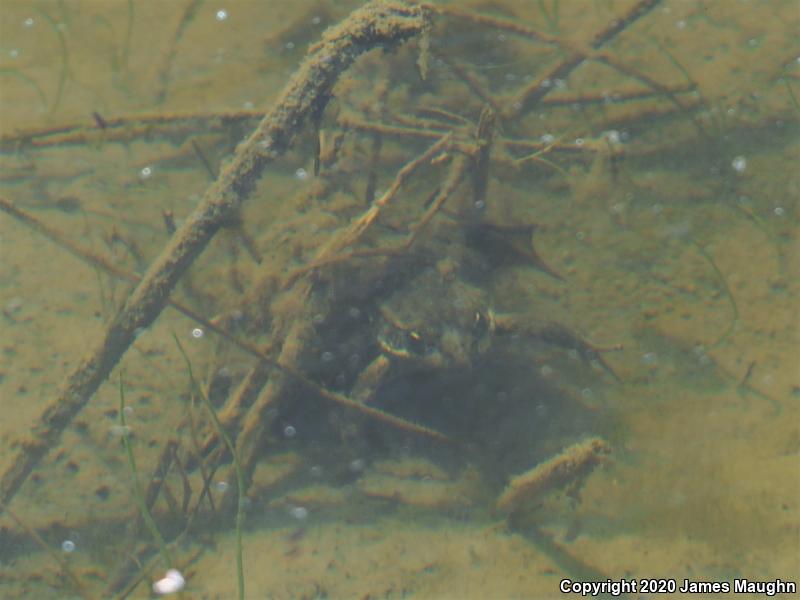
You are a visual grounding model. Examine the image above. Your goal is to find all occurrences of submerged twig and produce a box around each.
[288,132,453,280]
[0,197,446,444]
[496,437,610,514]
[431,0,664,120]
[0,0,430,515]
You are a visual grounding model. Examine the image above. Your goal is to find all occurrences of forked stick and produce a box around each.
[0,0,430,512]
[0,197,447,443]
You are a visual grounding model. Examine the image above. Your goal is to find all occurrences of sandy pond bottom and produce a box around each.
[184,379,798,599]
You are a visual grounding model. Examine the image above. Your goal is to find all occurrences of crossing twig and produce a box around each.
[0,0,431,514]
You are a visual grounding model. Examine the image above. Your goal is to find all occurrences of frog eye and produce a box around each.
[473,311,490,336]
[406,330,426,354]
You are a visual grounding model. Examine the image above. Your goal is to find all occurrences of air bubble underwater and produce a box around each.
[289,506,308,521]
[109,424,132,438]
[641,352,658,367]
[349,458,365,473]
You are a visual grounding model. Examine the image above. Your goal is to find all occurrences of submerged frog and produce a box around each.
[348,259,615,406]
[336,258,615,515]
[376,266,494,371]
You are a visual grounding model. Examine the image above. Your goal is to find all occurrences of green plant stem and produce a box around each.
[0,68,49,111]
[0,501,92,599]
[119,373,173,569]
[34,8,69,115]
[693,242,738,349]
[782,77,799,112]
[173,335,245,600]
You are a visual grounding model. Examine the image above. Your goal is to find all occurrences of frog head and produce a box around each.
[376,268,495,371]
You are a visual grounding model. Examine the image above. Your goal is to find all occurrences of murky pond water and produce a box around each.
[1,1,797,598]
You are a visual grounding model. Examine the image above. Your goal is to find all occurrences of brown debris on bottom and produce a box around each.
[496,437,611,514]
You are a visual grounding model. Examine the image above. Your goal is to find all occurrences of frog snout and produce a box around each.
[439,328,472,367]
